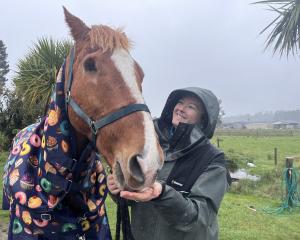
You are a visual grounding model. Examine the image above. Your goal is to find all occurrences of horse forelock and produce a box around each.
[88,25,132,52]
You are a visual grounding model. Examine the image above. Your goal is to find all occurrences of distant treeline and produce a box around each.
[215,128,300,137]
[223,109,300,123]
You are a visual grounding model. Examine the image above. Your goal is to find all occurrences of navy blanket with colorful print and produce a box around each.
[2,64,112,239]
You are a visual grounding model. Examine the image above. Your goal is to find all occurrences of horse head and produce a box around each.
[63,7,163,191]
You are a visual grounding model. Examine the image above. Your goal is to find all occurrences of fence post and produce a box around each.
[285,157,294,168]
[217,138,220,148]
[274,148,277,166]
[285,157,294,207]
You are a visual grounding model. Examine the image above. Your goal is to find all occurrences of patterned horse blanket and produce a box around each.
[2,64,112,239]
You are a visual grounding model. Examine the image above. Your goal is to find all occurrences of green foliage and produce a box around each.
[225,150,255,172]
[229,170,283,198]
[0,40,9,94]
[0,132,9,152]
[0,37,73,149]
[0,88,40,150]
[254,0,300,57]
[0,151,10,223]
[13,37,72,114]
[230,179,260,195]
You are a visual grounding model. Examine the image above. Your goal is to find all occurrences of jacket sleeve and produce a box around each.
[152,164,228,232]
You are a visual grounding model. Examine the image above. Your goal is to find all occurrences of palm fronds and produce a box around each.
[253,0,300,57]
[13,38,72,112]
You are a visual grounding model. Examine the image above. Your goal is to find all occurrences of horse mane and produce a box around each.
[89,25,132,52]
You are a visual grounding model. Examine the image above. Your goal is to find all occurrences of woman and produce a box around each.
[108,87,230,240]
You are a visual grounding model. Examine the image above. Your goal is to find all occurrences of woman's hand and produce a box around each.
[120,182,162,202]
[107,174,121,195]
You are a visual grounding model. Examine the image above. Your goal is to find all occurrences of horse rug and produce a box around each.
[2,63,112,240]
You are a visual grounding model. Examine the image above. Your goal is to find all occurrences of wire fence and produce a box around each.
[215,128,300,137]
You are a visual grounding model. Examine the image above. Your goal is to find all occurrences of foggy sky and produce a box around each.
[0,0,299,117]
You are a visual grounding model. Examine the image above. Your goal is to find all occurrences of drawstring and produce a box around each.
[169,126,176,137]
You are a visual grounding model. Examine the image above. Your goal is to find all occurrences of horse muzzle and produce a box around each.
[114,154,160,192]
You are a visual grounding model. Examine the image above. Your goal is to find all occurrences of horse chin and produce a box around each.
[124,175,156,192]
[122,179,154,193]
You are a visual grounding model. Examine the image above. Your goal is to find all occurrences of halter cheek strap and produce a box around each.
[65,47,150,147]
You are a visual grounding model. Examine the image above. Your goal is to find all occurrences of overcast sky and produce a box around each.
[0,0,299,117]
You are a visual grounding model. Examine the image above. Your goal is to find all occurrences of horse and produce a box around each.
[2,7,164,239]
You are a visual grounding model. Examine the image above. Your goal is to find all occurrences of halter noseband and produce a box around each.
[65,47,150,147]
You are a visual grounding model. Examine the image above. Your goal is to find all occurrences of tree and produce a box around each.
[0,40,9,94]
[217,99,225,127]
[0,88,41,150]
[13,37,72,119]
[254,0,300,57]
[0,38,72,150]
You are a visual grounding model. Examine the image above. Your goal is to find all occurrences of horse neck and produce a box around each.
[74,130,90,158]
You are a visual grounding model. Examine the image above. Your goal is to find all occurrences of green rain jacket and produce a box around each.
[130,87,229,240]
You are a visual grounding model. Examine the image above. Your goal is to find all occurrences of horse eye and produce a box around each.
[84,58,97,72]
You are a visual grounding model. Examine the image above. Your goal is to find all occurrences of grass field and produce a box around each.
[0,133,300,239]
[212,134,300,174]
[219,193,300,240]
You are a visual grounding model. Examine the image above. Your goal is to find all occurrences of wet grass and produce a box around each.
[219,193,300,240]
[213,134,300,239]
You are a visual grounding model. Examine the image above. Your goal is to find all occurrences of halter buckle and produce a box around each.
[65,91,71,104]
[90,120,97,135]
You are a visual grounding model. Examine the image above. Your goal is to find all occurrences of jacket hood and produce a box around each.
[160,87,219,139]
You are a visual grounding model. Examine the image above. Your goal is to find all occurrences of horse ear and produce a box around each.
[63,6,90,41]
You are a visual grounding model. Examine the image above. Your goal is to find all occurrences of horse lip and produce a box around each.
[113,156,159,192]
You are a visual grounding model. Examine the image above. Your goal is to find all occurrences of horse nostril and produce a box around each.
[129,155,145,185]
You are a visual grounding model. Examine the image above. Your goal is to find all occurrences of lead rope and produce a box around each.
[116,197,135,240]
[103,164,135,240]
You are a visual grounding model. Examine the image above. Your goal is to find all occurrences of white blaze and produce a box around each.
[111,48,161,173]
[139,112,161,173]
[111,49,144,103]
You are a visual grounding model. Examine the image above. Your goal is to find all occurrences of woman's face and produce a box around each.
[172,96,203,127]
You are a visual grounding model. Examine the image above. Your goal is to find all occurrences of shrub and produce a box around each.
[224,151,253,172]
[0,132,9,152]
